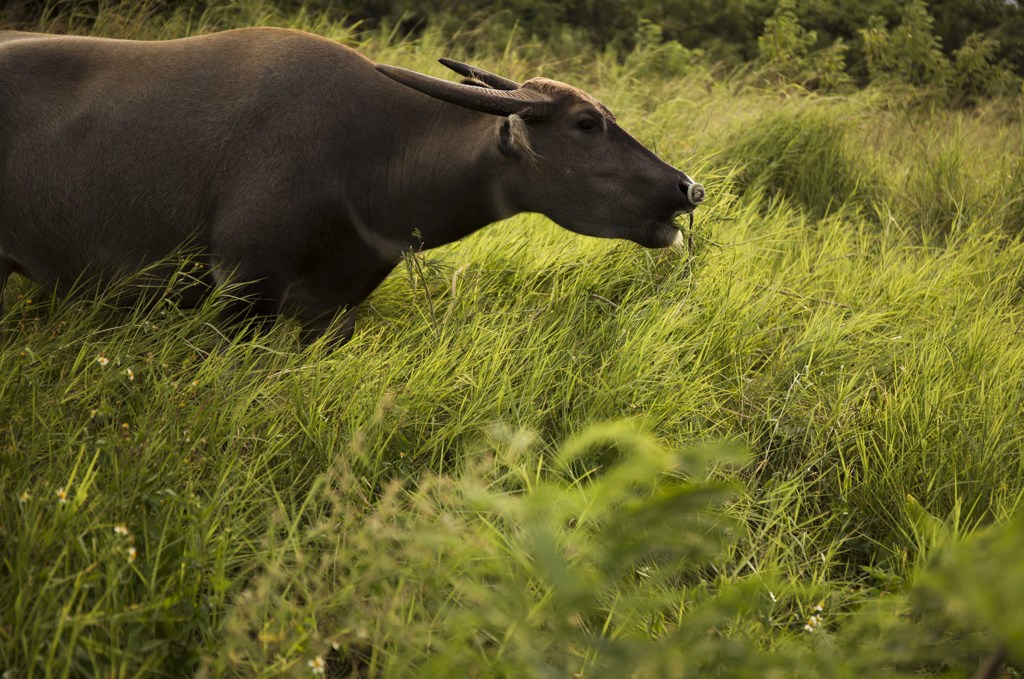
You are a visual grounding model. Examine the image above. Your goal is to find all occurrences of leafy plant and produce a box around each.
[949,33,1018,106]
[756,0,850,91]
[860,0,950,91]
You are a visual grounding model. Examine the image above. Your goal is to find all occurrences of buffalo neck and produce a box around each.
[340,97,518,261]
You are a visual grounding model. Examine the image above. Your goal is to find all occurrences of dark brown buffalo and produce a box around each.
[0,27,704,342]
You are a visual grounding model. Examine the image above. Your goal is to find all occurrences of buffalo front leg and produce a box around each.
[292,266,394,347]
[209,263,289,340]
[299,306,358,346]
[220,289,281,339]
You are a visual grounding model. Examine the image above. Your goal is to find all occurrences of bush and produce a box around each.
[860,0,950,91]
[200,423,751,677]
[949,33,1019,106]
[620,19,703,80]
[756,0,850,92]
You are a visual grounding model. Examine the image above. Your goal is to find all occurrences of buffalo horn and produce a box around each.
[438,58,520,90]
[376,64,555,119]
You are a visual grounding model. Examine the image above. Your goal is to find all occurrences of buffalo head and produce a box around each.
[377,59,705,249]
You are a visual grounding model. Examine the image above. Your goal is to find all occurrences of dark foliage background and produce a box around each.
[7,0,1023,77]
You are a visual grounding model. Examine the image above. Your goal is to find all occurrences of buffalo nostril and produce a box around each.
[686,182,706,206]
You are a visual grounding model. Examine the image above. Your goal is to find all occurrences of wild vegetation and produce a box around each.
[2,1,1024,676]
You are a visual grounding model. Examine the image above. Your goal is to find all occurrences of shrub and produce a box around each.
[202,423,753,677]
[621,19,703,80]
[860,0,950,91]
[756,0,850,92]
[949,33,1019,107]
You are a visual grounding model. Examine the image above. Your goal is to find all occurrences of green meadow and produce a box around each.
[3,2,1024,676]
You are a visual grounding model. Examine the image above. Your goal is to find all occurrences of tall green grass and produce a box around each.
[3,2,1024,676]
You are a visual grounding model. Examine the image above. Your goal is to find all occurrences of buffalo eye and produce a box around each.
[575,118,600,133]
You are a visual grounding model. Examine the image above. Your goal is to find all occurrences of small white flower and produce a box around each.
[126,368,135,381]
[307,655,325,675]
[127,546,137,562]
[114,525,130,537]
[56,487,68,505]
[97,354,109,367]
[18,490,31,504]
[803,613,823,632]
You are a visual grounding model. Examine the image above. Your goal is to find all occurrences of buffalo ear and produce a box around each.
[498,118,522,160]
[498,115,538,162]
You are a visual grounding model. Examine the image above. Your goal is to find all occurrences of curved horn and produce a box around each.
[438,58,520,90]
[376,64,555,119]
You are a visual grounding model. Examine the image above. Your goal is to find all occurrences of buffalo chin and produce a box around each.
[632,222,682,249]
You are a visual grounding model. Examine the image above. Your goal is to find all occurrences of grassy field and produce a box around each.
[3,3,1024,677]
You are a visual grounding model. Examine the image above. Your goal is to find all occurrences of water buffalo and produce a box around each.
[0,27,705,342]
